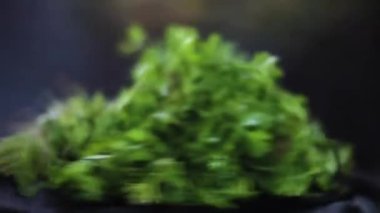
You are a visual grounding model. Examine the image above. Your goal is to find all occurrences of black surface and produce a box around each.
[1,175,379,213]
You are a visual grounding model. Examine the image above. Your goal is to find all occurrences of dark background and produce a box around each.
[0,0,379,175]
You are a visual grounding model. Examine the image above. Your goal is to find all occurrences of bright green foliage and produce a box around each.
[0,25,351,208]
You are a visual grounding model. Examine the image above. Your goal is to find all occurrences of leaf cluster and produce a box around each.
[0,25,351,208]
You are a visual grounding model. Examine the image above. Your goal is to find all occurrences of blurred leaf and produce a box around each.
[119,24,147,54]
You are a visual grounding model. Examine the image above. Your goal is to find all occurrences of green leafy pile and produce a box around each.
[0,25,351,207]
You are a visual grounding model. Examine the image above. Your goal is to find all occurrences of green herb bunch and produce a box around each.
[0,25,351,207]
